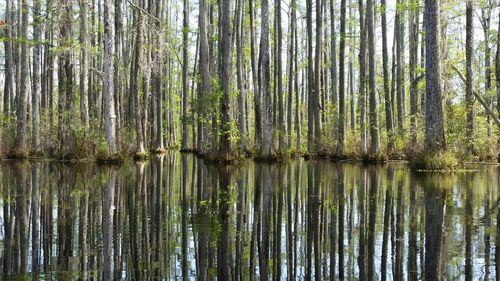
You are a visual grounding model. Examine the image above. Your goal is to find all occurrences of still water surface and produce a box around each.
[0,152,498,280]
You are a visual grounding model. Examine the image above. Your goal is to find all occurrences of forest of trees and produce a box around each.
[1,0,500,164]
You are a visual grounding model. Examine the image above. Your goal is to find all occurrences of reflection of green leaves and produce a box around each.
[152,261,161,269]
[208,267,217,277]
[199,200,209,207]
[192,209,219,234]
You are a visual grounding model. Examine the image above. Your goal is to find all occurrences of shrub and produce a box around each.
[409,150,461,171]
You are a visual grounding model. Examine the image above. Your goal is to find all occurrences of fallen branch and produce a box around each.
[127,0,160,23]
[451,64,500,128]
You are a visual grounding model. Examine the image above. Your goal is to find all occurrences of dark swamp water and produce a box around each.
[0,152,499,280]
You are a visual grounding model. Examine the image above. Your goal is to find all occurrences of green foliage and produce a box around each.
[96,136,110,158]
[362,150,388,163]
[134,150,150,161]
[0,113,17,155]
[410,150,460,171]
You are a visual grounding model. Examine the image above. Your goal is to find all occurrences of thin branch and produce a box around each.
[127,0,161,23]
[451,64,500,128]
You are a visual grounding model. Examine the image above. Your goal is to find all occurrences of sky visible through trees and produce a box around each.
[0,0,499,164]
[2,1,500,280]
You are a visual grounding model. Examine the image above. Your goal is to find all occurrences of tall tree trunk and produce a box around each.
[465,0,475,154]
[381,0,395,153]
[219,0,232,156]
[103,0,117,154]
[481,3,492,137]
[191,34,199,150]
[424,0,446,151]
[295,23,301,151]
[59,0,75,152]
[14,0,29,157]
[79,0,89,127]
[391,22,397,131]
[409,0,420,145]
[366,0,379,154]
[496,8,500,158]
[3,0,15,115]
[314,0,322,150]
[236,0,248,151]
[338,0,347,153]
[141,0,152,150]
[181,0,190,151]
[209,3,218,153]
[130,2,146,155]
[151,0,163,151]
[306,0,315,152]
[330,0,338,139]
[44,0,55,127]
[62,0,74,113]
[260,0,273,157]
[277,0,285,152]
[349,2,356,132]
[287,0,297,149]
[249,0,261,148]
[114,0,123,145]
[357,0,367,154]
[199,0,211,155]
[32,0,42,151]
[420,25,426,112]
[396,0,405,134]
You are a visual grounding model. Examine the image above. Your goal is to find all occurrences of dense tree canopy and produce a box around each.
[0,0,500,163]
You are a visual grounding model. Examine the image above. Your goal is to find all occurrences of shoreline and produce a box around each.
[0,150,498,168]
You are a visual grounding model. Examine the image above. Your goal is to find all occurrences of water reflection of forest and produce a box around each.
[0,152,498,280]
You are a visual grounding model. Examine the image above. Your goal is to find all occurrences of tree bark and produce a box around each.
[249,0,261,148]
[198,0,211,155]
[130,2,146,154]
[14,0,29,156]
[366,0,379,154]
[409,0,420,145]
[338,0,347,153]
[357,0,367,154]
[151,0,163,151]
[314,0,322,150]
[330,0,338,133]
[295,24,301,151]
[396,0,405,134]
[181,0,190,150]
[349,2,356,132]
[287,0,297,149]
[306,0,314,152]
[58,0,75,152]
[103,0,117,154]
[236,0,248,151]
[79,0,90,128]
[277,0,285,152]
[219,0,232,156]
[481,3,492,137]
[381,0,395,153]
[3,0,15,115]
[114,0,123,145]
[260,0,273,157]
[32,0,42,150]
[465,0,475,154]
[424,0,446,151]
[496,8,500,155]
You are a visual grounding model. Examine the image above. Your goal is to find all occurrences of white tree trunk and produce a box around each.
[103,0,117,154]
